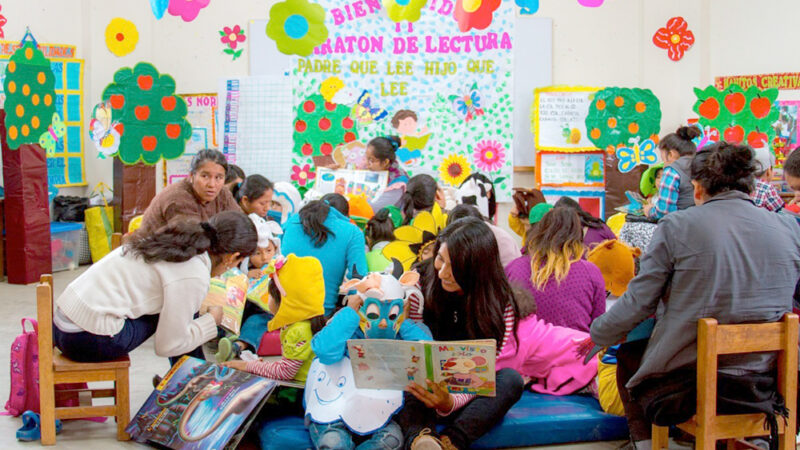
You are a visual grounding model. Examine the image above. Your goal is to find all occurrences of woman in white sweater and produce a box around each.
[53,211,257,363]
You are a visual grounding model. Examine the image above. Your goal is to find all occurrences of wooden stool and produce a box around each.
[37,274,131,445]
[652,314,798,450]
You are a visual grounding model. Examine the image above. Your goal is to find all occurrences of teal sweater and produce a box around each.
[281,207,367,316]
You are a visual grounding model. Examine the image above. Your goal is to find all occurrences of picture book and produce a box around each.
[315,168,389,203]
[125,356,276,450]
[347,339,497,397]
[200,269,248,335]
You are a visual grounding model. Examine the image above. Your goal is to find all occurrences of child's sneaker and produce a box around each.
[215,337,241,362]
[410,429,458,450]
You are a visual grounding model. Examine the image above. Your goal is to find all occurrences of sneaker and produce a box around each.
[215,337,241,362]
[411,429,443,450]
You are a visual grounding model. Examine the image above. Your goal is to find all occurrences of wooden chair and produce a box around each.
[111,232,122,251]
[37,274,131,445]
[652,314,798,450]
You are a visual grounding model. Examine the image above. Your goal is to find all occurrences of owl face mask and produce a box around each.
[361,297,406,340]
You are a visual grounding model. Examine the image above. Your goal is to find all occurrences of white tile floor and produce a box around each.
[0,268,630,449]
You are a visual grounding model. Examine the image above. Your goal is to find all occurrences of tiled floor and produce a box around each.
[0,268,631,449]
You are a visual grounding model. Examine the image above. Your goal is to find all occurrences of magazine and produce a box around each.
[125,356,276,450]
[200,269,248,335]
[315,167,389,203]
[347,339,497,396]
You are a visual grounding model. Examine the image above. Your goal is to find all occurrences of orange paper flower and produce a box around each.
[652,16,694,61]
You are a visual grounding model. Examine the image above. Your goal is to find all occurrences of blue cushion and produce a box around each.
[258,392,628,449]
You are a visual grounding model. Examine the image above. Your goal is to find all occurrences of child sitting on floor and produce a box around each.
[215,214,282,362]
[751,147,785,212]
[365,207,400,272]
[221,254,326,383]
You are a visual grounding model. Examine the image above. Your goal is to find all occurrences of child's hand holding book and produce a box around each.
[406,379,454,412]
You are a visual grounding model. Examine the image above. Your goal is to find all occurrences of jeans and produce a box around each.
[306,417,403,450]
[239,311,273,350]
[53,314,204,366]
[394,368,524,449]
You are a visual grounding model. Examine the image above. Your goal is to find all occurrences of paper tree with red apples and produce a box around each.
[693,84,778,151]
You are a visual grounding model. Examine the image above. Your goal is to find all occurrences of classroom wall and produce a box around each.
[4,0,800,220]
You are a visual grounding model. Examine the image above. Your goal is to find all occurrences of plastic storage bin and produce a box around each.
[51,222,82,272]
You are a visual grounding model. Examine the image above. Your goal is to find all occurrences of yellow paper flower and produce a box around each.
[439,153,472,186]
[105,18,139,57]
[382,204,448,271]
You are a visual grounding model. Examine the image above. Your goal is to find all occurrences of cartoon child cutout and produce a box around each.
[391,110,432,167]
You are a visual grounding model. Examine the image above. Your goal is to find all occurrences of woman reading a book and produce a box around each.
[52,211,257,364]
[394,217,524,450]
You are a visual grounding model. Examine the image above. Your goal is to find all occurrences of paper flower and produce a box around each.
[652,16,694,61]
[267,0,329,57]
[578,0,603,6]
[515,0,538,15]
[473,140,506,172]
[384,0,428,23]
[291,164,316,186]
[382,204,448,270]
[453,0,501,32]
[0,6,7,38]
[167,0,211,22]
[105,18,139,57]
[220,25,246,60]
[439,153,472,186]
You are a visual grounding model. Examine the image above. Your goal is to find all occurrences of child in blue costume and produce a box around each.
[307,266,431,450]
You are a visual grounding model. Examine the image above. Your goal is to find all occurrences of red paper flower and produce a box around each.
[453,0,501,32]
[291,164,316,186]
[220,25,246,50]
[0,6,7,39]
[652,16,694,61]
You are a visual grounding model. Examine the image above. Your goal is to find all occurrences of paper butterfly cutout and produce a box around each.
[39,113,65,156]
[616,139,658,173]
[89,102,123,159]
[351,91,388,125]
[691,123,719,150]
[449,83,485,123]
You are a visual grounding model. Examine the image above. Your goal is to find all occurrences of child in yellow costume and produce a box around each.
[222,254,326,383]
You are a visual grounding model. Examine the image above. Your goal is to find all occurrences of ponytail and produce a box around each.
[659,125,701,156]
[299,200,334,247]
[232,174,273,203]
[126,211,257,263]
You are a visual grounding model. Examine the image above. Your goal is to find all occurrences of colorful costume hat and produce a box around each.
[267,254,325,331]
[639,163,664,197]
[587,239,641,297]
[382,203,447,271]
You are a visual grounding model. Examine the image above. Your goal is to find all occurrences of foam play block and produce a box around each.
[257,391,628,449]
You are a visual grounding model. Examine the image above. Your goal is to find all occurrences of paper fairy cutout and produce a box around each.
[38,112,65,156]
[585,87,662,153]
[439,153,472,187]
[615,138,658,173]
[383,0,428,23]
[168,0,211,22]
[150,0,169,19]
[453,0,501,32]
[101,62,192,165]
[515,0,538,15]
[89,101,123,159]
[693,84,779,149]
[652,17,694,62]
[450,83,485,123]
[220,25,246,60]
[304,357,404,435]
[3,38,56,150]
[293,94,358,158]
[267,0,329,57]
[472,139,506,172]
[105,18,139,57]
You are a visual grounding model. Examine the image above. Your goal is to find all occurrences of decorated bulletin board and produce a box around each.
[0,41,85,187]
[163,93,218,185]
[541,187,605,220]
[536,152,604,187]
[773,100,799,163]
[532,86,599,152]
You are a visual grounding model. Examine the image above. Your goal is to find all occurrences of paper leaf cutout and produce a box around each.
[105,18,139,57]
[453,0,501,32]
[167,0,211,22]
[3,42,57,150]
[0,6,7,38]
[515,0,539,15]
[439,153,472,186]
[652,16,694,61]
[383,0,428,23]
[585,87,662,152]
[221,25,247,60]
[101,62,192,165]
[473,139,506,172]
[578,0,603,6]
[692,84,779,149]
[39,112,65,156]
[150,0,169,19]
[293,93,358,158]
[267,0,329,57]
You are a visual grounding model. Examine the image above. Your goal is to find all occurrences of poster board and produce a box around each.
[163,93,218,186]
[532,86,599,152]
[536,152,604,187]
[541,187,606,219]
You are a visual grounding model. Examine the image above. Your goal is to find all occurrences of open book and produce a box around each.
[347,339,497,397]
[125,356,276,450]
[200,269,248,335]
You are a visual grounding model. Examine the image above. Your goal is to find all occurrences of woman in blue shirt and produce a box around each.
[281,193,368,316]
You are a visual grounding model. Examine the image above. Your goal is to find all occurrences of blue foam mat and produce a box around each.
[258,391,629,449]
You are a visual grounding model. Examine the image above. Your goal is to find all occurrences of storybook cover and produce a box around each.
[125,356,276,450]
[200,269,248,335]
[347,339,497,397]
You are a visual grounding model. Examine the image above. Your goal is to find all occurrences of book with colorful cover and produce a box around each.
[347,339,497,397]
[200,269,248,335]
[125,356,276,450]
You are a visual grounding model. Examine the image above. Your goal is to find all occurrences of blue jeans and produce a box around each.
[306,417,403,450]
[238,312,273,350]
[53,314,204,366]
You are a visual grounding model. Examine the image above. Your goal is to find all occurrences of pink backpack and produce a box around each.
[3,318,90,417]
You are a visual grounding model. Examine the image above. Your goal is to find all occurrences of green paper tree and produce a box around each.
[585,87,662,152]
[692,84,778,149]
[293,93,358,157]
[101,62,192,165]
[3,41,57,149]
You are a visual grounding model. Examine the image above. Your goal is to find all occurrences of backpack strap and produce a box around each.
[21,318,37,335]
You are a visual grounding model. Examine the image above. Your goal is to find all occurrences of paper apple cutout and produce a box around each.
[750,96,771,119]
[747,130,768,149]
[724,125,744,144]
[724,92,745,115]
[698,98,720,120]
